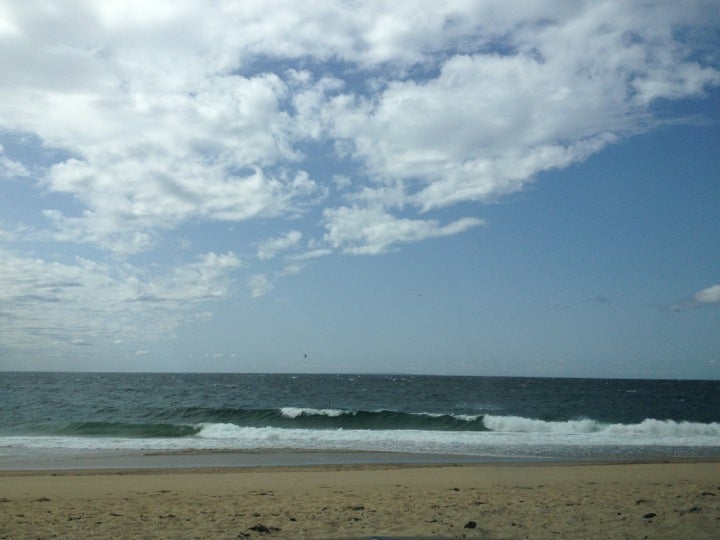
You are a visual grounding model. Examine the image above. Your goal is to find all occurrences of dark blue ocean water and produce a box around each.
[1,373,718,465]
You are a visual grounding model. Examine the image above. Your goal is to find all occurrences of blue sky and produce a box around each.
[0,1,718,378]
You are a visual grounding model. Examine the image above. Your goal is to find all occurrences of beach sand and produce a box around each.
[1,461,718,539]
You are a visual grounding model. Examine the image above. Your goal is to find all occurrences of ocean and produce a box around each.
[1,372,718,469]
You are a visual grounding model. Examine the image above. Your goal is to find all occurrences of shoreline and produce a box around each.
[0,448,557,472]
[4,456,719,478]
[3,446,718,472]
[3,457,719,476]
[2,460,719,538]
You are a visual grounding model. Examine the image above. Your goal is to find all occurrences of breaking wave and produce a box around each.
[481,415,720,436]
[29,411,720,440]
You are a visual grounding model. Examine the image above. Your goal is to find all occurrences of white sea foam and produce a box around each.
[191,420,720,453]
[483,415,602,433]
[280,407,348,418]
[603,419,720,437]
[2,417,718,464]
[455,414,482,422]
[2,420,720,465]
[482,415,720,437]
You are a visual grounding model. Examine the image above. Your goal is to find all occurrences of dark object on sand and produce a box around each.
[249,524,280,534]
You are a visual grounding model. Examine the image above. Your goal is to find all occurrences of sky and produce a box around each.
[0,1,719,378]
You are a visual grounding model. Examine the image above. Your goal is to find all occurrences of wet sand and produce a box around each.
[1,461,718,539]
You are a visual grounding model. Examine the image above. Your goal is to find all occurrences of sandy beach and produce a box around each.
[1,460,718,539]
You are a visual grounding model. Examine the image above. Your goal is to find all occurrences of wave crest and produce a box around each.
[280,407,348,418]
[482,415,720,436]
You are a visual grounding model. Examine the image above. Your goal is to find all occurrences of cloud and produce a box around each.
[257,230,302,260]
[2,5,321,255]
[0,144,29,179]
[248,273,273,298]
[290,248,333,262]
[278,263,305,277]
[0,1,716,258]
[140,251,242,303]
[664,284,720,311]
[323,205,484,255]
[693,284,720,304]
[324,3,719,212]
[43,159,318,256]
[0,1,718,359]
[0,247,240,352]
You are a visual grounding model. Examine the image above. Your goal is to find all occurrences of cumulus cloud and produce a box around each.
[0,1,716,257]
[1,6,320,254]
[693,284,720,304]
[324,3,719,213]
[665,284,720,311]
[0,1,718,357]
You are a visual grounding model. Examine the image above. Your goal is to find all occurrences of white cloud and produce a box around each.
[0,1,717,257]
[143,251,242,302]
[332,175,352,190]
[35,77,319,252]
[0,144,29,179]
[325,3,719,211]
[278,263,305,277]
[0,1,718,359]
[290,248,333,262]
[0,247,241,352]
[248,273,273,298]
[41,164,318,255]
[257,230,302,260]
[665,283,720,311]
[1,4,320,254]
[0,3,19,36]
[693,284,720,304]
[323,206,483,255]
